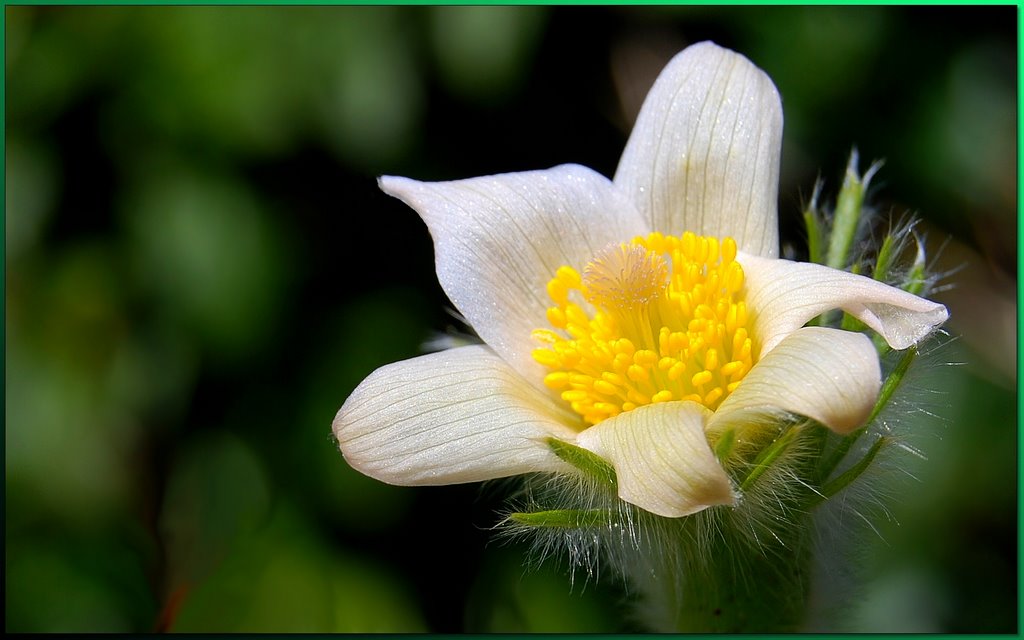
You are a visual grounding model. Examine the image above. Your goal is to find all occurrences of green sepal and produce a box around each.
[546,438,616,488]
[507,508,615,529]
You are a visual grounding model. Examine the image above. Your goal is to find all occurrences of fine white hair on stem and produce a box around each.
[803,328,954,629]
[491,327,954,630]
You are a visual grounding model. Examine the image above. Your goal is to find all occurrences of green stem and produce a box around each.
[649,512,813,632]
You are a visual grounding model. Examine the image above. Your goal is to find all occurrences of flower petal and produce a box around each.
[380,164,646,383]
[575,402,734,517]
[740,253,949,355]
[614,41,783,258]
[709,326,881,436]
[333,345,579,485]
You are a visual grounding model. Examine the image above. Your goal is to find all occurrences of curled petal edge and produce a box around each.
[740,253,949,356]
[575,402,735,518]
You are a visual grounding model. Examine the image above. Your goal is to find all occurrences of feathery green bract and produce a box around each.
[820,436,888,500]
[869,346,917,423]
[840,263,867,332]
[713,427,736,462]
[740,426,799,492]
[546,437,617,488]
[803,181,824,266]
[817,346,916,483]
[826,151,877,270]
[873,232,898,283]
[904,237,928,296]
[507,508,614,529]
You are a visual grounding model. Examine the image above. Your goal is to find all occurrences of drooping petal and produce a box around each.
[740,253,949,356]
[708,326,881,437]
[380,165,646,383]
[333,345,580,486]
[614,41,783,258]
[575,402,734,517]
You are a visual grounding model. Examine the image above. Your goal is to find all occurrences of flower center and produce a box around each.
[532,232,754,426]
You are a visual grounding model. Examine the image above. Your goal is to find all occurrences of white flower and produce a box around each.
[333,42,948,518]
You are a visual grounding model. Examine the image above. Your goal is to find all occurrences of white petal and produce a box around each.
[740,253,949,355]
[380,165,646,383]
[709,327,881,436]
[575,402,734,517]
[614,41,783,258]
[333,345,579,486]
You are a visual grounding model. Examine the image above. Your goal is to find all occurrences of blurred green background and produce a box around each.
[5,5,1016,632]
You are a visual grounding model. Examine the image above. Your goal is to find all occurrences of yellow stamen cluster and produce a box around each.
[532,232,755,426]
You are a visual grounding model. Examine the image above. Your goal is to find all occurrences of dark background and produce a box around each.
[6,5,1017,632]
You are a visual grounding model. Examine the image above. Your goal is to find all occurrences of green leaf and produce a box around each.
[545,438,616,488]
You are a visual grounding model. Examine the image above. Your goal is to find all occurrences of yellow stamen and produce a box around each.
[532,232,756,426]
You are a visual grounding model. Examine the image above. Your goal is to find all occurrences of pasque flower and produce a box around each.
[333,42,947,518]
